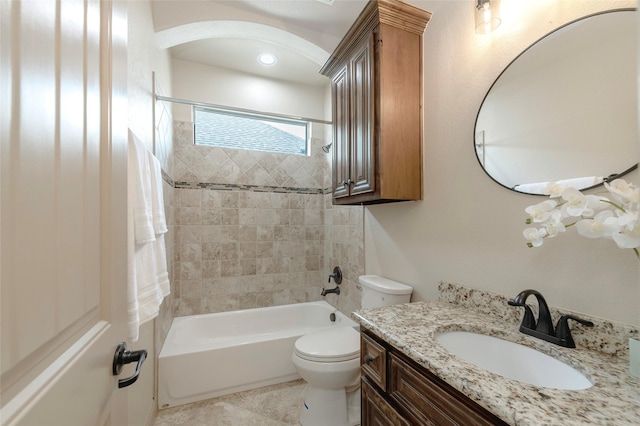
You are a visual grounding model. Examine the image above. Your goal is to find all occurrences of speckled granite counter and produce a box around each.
[352,301,640,425]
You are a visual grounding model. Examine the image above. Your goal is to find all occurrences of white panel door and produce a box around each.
[1,0,130,424]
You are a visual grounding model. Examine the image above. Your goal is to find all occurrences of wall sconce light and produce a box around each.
[475,0,501,34]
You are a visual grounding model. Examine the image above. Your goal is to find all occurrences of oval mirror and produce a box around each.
[474,9,638,195]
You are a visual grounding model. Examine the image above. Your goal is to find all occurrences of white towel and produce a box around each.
[127,130,171,341]
[149,151,168,235]
[148,151,170,299]
[129,131,155,244]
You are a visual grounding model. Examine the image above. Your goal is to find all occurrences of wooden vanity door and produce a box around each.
[349,33,375,197]
[362,378,411,426]
[332,64,350,199]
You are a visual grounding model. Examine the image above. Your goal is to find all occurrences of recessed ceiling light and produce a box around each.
[257,52,277,66]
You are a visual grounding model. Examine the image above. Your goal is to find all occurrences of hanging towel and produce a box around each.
[129,131,155,244]
[127,130,171,341]
[147,151,170,299]
[149,151,168,235]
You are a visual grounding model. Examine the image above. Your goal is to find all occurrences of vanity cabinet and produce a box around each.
[360,330,508,426]
[320,0,431,205]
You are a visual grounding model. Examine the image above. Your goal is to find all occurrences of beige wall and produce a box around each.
[365,0,640,326]
[170,59,329,123]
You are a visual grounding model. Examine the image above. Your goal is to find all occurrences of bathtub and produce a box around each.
[158,301,358,409]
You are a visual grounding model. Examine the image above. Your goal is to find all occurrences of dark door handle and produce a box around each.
[112,342,147,388]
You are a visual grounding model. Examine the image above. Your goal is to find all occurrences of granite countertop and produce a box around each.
[352,301,640,426]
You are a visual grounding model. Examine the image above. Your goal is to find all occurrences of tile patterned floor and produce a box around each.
[154,380,306,426]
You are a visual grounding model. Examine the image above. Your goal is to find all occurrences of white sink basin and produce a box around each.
[435,331,593,390]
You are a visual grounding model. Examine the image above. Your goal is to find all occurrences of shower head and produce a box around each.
[322,143,332,153]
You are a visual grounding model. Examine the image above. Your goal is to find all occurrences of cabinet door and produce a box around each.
[332,64,351,199]
[388,353,505,426]
[362,377,411,426]
[349,33,375,196]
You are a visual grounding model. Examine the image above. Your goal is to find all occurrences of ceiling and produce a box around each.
[167,0,369,87]
[170,37,330,86]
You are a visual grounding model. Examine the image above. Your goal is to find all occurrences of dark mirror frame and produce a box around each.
[474,8,638,196]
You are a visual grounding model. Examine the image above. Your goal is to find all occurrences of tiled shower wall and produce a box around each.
[155,95,176,354]
[323,196,364,316]
[170,120,365,317]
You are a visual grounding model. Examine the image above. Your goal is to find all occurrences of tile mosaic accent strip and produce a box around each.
[174,180,332,195]
[161,169,175,187]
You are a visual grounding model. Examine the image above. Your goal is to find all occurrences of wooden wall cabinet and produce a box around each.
[360,330,509,426]
[320,0,431,205]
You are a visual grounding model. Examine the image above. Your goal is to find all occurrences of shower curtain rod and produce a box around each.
[154,94,333,125]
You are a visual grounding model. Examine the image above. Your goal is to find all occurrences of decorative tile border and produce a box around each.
[160,160,331,196]
[173,179,333,195]
[161,169,175,187]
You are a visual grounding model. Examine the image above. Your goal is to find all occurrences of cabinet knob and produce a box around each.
[346,178,354,186]
[364,354,377,364]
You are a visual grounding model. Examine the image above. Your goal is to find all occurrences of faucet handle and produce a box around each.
[328,266,342,284]
[555,314,594,348]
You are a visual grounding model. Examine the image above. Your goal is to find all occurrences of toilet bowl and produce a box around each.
[292,327,361,426]
[292,275,413,426]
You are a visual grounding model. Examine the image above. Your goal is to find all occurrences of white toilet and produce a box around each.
[292,275,413,426]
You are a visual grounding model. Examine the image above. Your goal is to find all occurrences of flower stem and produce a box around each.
[600,199,626,213]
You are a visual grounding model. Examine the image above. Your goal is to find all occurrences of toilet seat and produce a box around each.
[294,327,360,362]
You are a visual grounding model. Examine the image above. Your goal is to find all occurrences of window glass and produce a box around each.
[194,106,309,156]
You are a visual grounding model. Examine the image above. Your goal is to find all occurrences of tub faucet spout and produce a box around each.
[321,286,340,296]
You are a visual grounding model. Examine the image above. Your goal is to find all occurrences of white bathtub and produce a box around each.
[158,301,358,409]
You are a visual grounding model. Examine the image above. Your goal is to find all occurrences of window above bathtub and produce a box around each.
[193,106,309,156]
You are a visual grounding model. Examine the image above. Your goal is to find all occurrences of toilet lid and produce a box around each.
[294,327,360,362]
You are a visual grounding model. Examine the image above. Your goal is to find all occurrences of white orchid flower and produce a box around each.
[525,200,558,223]
[575,211,618,239]
[543,182,566,198]
[611,222,640,249]
[604,179,640,204]
[560,187,599,217]
[524,177,639,258]
[523,227,547,247]
[540,210,565,238]
[617,209,638,231]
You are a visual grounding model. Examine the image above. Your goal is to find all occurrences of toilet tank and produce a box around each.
[359,275,413,309]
